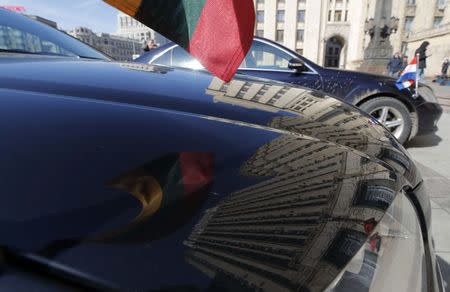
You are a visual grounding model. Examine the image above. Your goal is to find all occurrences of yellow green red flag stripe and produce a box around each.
[103,0,255,82]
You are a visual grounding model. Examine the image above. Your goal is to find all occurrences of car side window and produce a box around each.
[244,41,293,71]
[154,46,204,70]
[153,49,172,66]
[172,46,203,69]
[171,46,192,66]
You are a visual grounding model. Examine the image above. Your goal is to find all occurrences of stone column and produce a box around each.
[359,0,399,74]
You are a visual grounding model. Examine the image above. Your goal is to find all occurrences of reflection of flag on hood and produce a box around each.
[103,0,255,82]
[99,152,214,243]
[396,56,417,90]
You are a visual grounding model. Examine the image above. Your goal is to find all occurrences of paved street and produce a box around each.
[428,79,450,113]
[406,83,450,290]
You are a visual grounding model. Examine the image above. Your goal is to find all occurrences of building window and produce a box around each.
[257,11,264,23]
[257,0,264,4]
[437,0,447,9]
[404,16,414,33]
[298,0,306,4]
[345,10,349,21]
[407,0,416,4]
[276,10,285,23]
[277,0,285,5]
[297,10,306,23]
[256,29,264,37]
[433,16,443,28]
[328,10,332,21]
[325,37,343,68]
[276,29,284,42]
[335,10,342,22]
[296,48,304,55]
[296,29,305,42]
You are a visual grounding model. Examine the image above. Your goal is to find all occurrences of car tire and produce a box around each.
[360,97,412,145]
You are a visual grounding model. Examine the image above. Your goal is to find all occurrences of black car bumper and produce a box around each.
[416,102,443,135]
[409,182,445,292]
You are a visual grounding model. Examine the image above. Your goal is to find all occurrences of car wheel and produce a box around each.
[360,97,412,144]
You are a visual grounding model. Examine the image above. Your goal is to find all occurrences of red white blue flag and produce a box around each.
[396,56,417,90]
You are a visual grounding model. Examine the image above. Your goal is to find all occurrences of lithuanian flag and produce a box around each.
[103,0,255,82]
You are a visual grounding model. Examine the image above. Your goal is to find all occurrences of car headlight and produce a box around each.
[418,86,438,104]
[326,191,428,292]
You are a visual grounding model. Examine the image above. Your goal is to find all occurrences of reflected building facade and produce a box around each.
[183,78,403,291]
[206,78,416,183]
[184,136,394,291]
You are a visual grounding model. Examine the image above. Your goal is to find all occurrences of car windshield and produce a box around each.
[0,9,109,60]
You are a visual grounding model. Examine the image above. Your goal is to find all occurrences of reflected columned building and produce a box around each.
[207,78,417,183]
[185,141,396,291]
[184,80,401,291]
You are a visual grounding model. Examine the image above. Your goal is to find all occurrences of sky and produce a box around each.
[0,0,118,33]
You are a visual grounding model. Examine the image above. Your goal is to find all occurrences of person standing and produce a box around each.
[142,39,158,52]
[400,55,409,75]
[442,57,449,78]
[415,41,430,81]
[387,53,402,77]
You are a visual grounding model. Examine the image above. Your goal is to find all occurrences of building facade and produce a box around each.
[116,12,169,46]
[389,0,450,77]
[68,27,141,61]
[254,0,367,71]
[27,15,58,29]
[254,0,449,76]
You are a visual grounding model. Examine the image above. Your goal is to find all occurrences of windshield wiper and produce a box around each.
[0,49,107,61]
[76,55,106,60]
[0,48,38,54]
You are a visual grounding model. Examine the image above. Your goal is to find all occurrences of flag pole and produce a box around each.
[414,53,420,98]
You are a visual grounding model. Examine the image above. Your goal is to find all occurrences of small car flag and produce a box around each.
[103,0,255,82]
[396,55,417,90]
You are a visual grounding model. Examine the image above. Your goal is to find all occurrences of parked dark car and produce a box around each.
[0,9,444,292]
[135,38,443,145]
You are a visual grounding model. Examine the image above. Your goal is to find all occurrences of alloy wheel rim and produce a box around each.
[369,106,405,139]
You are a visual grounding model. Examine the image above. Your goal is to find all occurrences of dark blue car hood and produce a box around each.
[0,55,421,291]
[0,55,400,146]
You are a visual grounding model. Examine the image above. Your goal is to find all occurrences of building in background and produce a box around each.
[253,0,366,71]
[254,0,449,76]
[388,0,450,77]
[116,12,169,46]
[27,15,57,29]
[68,27,141,61]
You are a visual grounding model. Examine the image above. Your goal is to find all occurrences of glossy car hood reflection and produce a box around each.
[0,56,420,291]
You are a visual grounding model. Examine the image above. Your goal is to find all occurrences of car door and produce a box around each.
[239,40,323,91]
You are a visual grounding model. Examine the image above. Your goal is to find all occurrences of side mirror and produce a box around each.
[288,58,306,72]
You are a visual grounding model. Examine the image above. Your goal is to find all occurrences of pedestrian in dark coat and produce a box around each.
[387,52,402,77]
[442,58,449,77]
[415,41,430,81]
